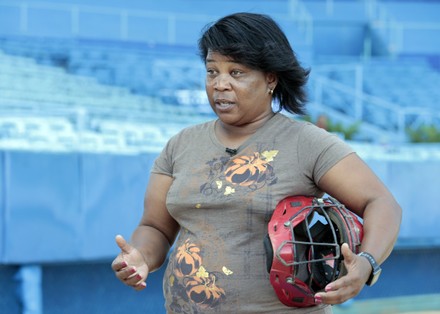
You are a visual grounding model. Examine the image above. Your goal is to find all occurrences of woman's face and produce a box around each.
[204,51,277,126]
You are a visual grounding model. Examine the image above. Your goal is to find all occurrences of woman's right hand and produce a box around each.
[111,234,149,291]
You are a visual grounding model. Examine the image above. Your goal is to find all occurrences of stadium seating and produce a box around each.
[0,48,211,153]
[309,56,440,140]
[2,35,440,145]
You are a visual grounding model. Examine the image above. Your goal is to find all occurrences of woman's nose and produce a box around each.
[213,74,231,90]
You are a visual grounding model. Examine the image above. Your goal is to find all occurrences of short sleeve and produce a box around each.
[151,135,176,177]
[297,123,354,184]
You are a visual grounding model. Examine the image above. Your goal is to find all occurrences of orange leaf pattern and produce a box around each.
[200,151,278,196]
[169,239,228,312]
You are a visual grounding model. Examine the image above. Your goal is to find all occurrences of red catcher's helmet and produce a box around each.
[264,196,363,307]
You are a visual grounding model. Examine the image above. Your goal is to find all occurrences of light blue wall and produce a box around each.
[0,151,155,263]
[1,150,439,264]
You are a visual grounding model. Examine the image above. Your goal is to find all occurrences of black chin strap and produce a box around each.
[263,234,274,273]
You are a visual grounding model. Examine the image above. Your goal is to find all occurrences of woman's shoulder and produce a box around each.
[274,113,346,147]
[174,119,215,137]
[278,114,331,134]
[273,113,314,133]
[165,119,215,147]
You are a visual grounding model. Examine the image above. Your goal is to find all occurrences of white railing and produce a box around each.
[364,0,440,55]
[305,0,440,56]
[288,0,313,45]
[310,71,440,140]
[0,1,216,44]
[0,1,314,46]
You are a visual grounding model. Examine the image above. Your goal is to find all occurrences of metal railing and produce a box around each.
[0,1,314,46]
[364,0,440,55]
[310,69,440,141]
[0,1,217,44]
[288,0,313,45]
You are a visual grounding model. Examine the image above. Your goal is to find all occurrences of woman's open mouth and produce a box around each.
[215,100,235,111]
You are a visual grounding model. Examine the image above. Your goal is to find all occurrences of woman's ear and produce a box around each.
[266,72,278,90]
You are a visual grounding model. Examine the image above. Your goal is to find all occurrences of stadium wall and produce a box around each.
[1,151,440,265]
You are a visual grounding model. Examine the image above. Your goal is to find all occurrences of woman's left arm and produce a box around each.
[314,153,402,304]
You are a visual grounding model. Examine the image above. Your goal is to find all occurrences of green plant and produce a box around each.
[406,124,440,143]
[327,120,361,140]
[301,115,361,140]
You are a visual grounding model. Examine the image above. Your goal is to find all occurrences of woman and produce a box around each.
[111,13,401,313]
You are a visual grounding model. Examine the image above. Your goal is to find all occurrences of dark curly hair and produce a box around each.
[198,12,310,115]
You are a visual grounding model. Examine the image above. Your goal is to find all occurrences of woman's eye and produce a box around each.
[231,70,243,76]
[206,69,216,76]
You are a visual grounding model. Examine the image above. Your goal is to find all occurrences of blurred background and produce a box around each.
[0,0,439,313]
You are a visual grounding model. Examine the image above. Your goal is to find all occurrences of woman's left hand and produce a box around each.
[314,243,372,305]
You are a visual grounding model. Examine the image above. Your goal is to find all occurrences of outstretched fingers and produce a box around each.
[111,234,149,290]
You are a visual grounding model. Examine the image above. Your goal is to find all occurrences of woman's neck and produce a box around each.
[215,111,275,148]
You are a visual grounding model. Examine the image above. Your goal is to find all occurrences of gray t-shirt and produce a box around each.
[152,113,353,313]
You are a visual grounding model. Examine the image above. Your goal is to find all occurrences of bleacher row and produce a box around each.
[1,35,440,152]
[0,115,191,154]
[315,58,440,111]
[0,48,211,153]
[306,56,440,139]
[0,36,205,96]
